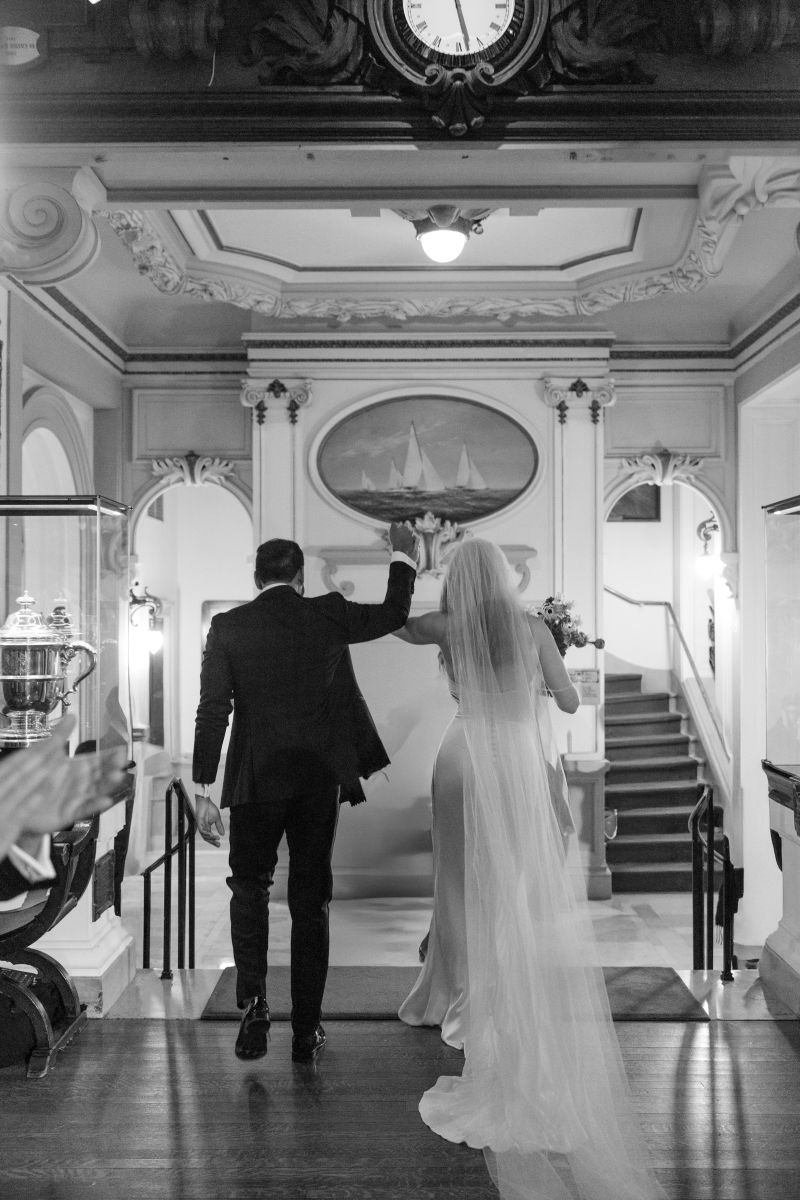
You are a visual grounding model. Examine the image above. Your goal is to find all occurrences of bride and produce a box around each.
[393,538,665,1200]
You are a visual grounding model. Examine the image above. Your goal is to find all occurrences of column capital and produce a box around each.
[542,376,615,424]
[240,377,313,425]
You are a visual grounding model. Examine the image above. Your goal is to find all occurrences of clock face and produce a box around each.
[401,0,515,60]
[371,1,550,95]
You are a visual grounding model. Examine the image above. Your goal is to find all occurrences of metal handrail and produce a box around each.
[689,784,735,982]
[140,777,197,979]
[603,585,727,751]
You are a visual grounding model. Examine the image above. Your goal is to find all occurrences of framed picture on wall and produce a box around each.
[607,483,661,522]
[315,394,539,525]
[201,600,247,648]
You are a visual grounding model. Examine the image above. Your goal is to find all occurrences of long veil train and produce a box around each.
[417,540,665,1200]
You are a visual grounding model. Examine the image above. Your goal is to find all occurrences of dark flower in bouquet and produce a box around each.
[532,596,605,658]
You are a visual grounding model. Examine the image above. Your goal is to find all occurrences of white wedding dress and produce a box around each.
[399,540,666,1200]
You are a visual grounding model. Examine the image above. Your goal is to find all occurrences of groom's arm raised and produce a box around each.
[337,522,419,644]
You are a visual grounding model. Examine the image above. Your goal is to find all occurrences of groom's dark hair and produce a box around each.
[255,539,304,586]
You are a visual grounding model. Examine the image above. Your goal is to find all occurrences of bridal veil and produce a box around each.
[418,539,664,1200]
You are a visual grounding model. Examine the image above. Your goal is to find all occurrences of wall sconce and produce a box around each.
[401,205,491,264]
[696,516,721,580]
[129,581,163,653]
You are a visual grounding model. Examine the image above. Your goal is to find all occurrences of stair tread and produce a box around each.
[606,691,675,702]
[606,779,706,795]
[619,804,695,818]
[606,712,681,725]
[606,733,690,747]
[611,862,693,874]
[607,754,702,768]
[612,831,693,845]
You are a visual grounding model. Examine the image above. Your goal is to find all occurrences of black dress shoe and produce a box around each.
[235,996,270,1060]
[291,1024,326,1063]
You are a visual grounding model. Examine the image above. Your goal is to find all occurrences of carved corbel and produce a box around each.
[151,451,235,487]
[0,173,102,285]
[698,158,800,276]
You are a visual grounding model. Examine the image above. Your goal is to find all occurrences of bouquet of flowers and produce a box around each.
[532,595,605,658]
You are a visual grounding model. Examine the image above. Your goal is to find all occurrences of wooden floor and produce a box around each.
[2,1019,800,1199]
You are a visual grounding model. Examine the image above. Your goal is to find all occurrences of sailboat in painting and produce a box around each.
[401,422,445,492]
[361,470,377,491]
[455,442,488,490]
[387,459,404,490]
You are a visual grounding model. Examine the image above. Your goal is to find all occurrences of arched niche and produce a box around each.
[22,384,92,493]
[604,452,733,555]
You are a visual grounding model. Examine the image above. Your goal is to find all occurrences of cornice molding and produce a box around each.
[104,158,800,329]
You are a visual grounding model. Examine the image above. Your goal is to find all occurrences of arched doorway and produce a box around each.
[128,480,253,863]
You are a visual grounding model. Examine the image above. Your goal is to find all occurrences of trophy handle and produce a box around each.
[61,640,97,698]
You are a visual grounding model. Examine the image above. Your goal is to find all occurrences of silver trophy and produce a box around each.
[0,592,97,746]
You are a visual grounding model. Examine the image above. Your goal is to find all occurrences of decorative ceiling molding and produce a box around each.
[102,158,800,327]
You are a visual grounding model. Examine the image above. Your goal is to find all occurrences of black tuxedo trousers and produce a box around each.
[228,757,339,1030]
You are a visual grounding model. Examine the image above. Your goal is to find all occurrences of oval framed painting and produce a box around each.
[314,394,539,525]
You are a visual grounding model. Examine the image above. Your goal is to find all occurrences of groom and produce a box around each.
[192,524,418,1062]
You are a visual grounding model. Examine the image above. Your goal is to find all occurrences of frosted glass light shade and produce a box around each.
[417,228,468,263]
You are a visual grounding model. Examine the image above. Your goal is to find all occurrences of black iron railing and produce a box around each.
[689,783,736,982]
[141,777,197,979]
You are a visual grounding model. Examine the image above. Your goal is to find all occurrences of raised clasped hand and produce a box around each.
[389,520,419,561]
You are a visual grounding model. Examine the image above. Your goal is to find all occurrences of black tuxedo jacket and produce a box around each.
[192,560,415,807]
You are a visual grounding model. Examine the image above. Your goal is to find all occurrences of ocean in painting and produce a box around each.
[336,487,520,523]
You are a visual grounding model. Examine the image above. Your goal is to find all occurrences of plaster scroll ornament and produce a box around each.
[0,180,100,285]
[618,451,705,488]
[151,452,235,487]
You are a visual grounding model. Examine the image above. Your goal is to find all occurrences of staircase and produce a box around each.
[605,672,704,892]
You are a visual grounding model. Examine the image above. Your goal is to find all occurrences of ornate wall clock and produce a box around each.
[368,0,550,132]
[375,0,548,77]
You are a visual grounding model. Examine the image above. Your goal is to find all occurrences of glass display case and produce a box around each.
[0,496,130,754]
[763,494,800,809]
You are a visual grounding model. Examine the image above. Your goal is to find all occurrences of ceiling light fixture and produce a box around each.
[411,205,487,264]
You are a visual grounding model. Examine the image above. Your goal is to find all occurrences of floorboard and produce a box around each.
[2,1020,800,1198]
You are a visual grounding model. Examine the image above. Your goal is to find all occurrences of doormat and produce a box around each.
[200,964,708,1022]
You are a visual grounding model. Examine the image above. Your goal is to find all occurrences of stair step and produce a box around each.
[605,673,644,697]
[606,733,691,760]
[605,779,704,811]
[616,805,696,835]
[606,755,702,785]
[607,832,693,864]
[610,862,694,893]
[605,712,683,737]
[605,692,674,715]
